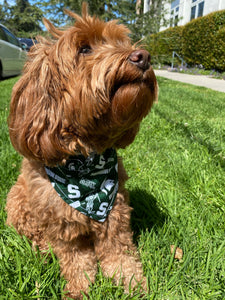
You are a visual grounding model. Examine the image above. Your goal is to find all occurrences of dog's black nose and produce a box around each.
[129,50,151,71]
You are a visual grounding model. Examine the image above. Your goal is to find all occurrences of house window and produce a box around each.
[171,0,180,9]
[170,1,179,27]
[198,1,204,17]
[190,6,196,20]
[190,1,204,21]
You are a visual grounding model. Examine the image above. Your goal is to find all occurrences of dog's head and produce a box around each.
[8,3,158,165]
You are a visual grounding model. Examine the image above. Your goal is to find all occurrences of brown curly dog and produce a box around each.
[6,3,158,299]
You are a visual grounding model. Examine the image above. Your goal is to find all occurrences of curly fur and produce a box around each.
[6,3,158,299]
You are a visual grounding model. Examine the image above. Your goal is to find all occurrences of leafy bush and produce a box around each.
[146,10,225,71]
[214,27,225,71]
[182,10,225,70]
[146,26,183,65]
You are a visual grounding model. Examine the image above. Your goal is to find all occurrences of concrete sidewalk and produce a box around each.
[154,69,225,93]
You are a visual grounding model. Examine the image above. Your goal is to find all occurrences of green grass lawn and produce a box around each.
[0,76,225,299]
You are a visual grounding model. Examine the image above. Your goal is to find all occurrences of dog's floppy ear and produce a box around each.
[8,47,73,165]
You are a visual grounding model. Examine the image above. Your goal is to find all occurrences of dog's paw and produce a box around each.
[63,282,88,300]
[100,254,147,294]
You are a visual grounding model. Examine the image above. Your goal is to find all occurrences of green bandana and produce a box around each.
[45,148,118,222]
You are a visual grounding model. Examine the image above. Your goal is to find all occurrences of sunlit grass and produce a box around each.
[0,76,224,299]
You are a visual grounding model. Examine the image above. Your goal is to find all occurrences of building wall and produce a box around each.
[160,0,225,31]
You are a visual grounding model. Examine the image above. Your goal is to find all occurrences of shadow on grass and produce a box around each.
[155,108,225,169]
[179,124,225,168]
[0,74,19,82]
[129,189,168,239]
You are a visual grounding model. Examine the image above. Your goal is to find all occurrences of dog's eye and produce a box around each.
[79,45,92,55]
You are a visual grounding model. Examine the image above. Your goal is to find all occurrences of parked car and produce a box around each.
[0,24,27,78]
[18,38,37,51]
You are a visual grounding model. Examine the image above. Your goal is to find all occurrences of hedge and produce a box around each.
[146,10,225,71]
[146,26,183,65]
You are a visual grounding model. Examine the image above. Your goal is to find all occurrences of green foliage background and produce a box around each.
[147,10,225,71]
[0,0,43,37]
[0,0,170,41]
[182,10,225,71]
[146,26,183,65]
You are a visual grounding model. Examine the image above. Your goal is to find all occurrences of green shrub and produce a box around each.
[214,27,225,71]
[146,26,183,65]
[146,10,225,71]
[182,10,225,70]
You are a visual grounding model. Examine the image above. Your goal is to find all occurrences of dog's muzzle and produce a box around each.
[129,50,151,71]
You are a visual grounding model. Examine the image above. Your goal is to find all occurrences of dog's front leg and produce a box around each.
[93,193,146,293]
[52,236,97,300]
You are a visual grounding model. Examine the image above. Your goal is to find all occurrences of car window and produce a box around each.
[1,26,20,47]
[0,27,7,41]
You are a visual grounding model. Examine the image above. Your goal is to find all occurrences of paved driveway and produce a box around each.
[154,70,225,93]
